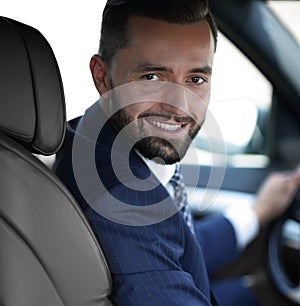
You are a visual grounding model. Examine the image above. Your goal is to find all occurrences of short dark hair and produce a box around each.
[99,0,218,63]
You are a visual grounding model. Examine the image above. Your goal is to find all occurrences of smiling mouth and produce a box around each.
[147,119,183,131]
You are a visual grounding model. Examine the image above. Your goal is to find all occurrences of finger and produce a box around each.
[290,165,300,185]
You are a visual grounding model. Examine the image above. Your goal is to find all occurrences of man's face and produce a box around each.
[99,16,215,164]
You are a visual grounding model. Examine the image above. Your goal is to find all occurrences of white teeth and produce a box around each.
[149,119,181,131]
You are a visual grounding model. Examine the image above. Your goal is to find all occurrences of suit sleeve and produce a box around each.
[194,214,239,273]
[84,189,212,306]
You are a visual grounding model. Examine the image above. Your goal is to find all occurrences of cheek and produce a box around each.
[194,104,208,125]
[123,102,153,119]
[189,88,210,122]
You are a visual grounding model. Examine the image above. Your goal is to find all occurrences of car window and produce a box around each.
[267,1,300,45]
[183,0,300,169]
[182,33,273,168]
[183,1,300,170]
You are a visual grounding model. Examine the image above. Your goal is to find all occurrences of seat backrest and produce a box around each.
[0,17,112,306]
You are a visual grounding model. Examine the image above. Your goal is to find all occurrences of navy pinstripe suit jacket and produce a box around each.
[54,102,237,305]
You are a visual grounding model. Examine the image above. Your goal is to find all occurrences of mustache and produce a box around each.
[138,112,196,124]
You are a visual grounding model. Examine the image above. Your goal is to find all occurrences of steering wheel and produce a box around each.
[268,191,300,305]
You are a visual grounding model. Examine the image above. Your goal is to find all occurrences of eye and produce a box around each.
[142,73,160,81]
[190,76,205,85]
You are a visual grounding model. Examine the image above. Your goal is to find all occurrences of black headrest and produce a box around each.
[0,17,66,155]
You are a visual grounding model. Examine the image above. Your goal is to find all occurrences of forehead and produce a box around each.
[111,16,215,71]
[125,16,214,51]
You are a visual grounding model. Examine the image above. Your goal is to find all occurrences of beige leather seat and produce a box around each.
[0,16,112,306]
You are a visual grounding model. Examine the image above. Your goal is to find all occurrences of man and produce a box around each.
[54,0,300,305]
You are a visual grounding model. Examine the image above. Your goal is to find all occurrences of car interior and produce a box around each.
[0,0,300,305]
[184,1,300,306]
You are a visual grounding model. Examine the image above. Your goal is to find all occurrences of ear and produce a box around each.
[90,55,110,95]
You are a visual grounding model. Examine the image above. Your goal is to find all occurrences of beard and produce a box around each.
[109,106,201,165]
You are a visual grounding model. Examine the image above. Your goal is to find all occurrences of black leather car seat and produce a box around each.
[0,17,112,306]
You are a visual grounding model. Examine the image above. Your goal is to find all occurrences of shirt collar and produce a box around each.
[137,152,176,187]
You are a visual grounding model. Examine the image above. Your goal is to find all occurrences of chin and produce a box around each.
[134,136,190,165]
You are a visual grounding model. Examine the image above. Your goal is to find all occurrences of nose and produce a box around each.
[160,82,190,115]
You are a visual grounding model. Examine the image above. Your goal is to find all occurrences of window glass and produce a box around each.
[183,33,273,168]
[267,1,300,45]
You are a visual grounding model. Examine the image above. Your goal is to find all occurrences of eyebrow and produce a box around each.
[189,67,212,75]
[133,62,212,75]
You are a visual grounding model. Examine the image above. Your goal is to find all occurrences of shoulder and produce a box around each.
[54,113,171,210]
